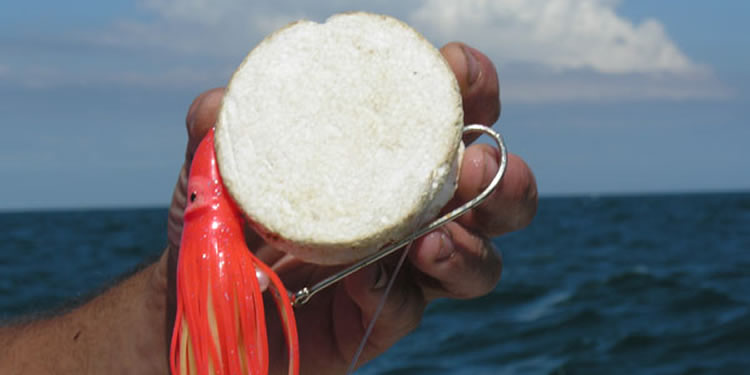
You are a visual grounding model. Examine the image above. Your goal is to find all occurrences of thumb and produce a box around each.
[185,88,226,164]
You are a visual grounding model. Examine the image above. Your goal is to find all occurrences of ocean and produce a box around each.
[2,192,749,374]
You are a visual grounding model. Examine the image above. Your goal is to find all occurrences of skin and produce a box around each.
[0,42,537,375]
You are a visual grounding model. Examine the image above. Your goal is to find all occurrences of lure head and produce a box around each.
[184,129,240,222]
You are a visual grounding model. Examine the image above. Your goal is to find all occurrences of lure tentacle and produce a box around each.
[170,129,299,375]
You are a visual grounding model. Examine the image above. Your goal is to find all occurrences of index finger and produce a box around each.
[440,42,501,143]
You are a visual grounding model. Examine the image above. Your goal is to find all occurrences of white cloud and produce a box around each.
[410,0,704,75]
[407,0,730,101]
[20,0,728,101]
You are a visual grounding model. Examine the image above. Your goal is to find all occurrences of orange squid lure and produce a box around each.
[170,129,299,375]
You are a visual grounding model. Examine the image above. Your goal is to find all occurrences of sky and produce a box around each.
[1,0,748,211]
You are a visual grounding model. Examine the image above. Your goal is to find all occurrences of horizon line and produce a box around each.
[1,188,748,214]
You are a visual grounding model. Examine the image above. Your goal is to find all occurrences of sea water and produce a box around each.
[2,193,749,374]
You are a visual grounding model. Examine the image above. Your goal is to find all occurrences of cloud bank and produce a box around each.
[4,0,729,101]
[410,0,703,75]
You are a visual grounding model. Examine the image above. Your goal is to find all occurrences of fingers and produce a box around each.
[375,44,511,306]
[440,42,501,142]
[410,222,503,301]
[332,220,504,365]
[452,144,538,237]
[405,143,535,301]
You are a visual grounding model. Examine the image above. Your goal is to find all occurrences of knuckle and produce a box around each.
[185,87,224,134]
[441,234,502,300]
[186,90,211,128]
[479,237,502,293]
[474,155,538,235]
[518,181,538,229]
[465,237,502,298]
[387,284,425,333]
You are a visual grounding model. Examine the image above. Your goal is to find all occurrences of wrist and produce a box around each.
[73,254,170,374]
[0,250,172,375]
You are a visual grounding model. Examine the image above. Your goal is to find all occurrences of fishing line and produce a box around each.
[345,241,414,375]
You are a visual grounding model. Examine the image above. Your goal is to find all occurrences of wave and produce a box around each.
[512,290,572,322]
[666,287,741,312]
[609,332,659,354]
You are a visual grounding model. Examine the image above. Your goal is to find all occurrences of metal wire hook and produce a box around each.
[291,124,508,307]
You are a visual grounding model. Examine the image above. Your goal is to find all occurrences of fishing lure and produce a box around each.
[168,123,507,375]
[170,128,299,375]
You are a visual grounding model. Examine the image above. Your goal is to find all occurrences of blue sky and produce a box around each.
[1,0,748,211]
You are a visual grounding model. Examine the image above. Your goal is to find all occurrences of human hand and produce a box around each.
[162,42,537,374]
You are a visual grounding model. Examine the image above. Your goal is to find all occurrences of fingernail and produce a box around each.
[371,263,388,290]
[461,45,481,87]
[482,148,499,192]
[436,229,455,262]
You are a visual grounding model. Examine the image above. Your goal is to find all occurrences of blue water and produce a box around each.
[2,193,749,374]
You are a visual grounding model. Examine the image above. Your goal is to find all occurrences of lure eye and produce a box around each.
[190,191,197,203]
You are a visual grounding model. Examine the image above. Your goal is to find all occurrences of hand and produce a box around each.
[162,42,537,374]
